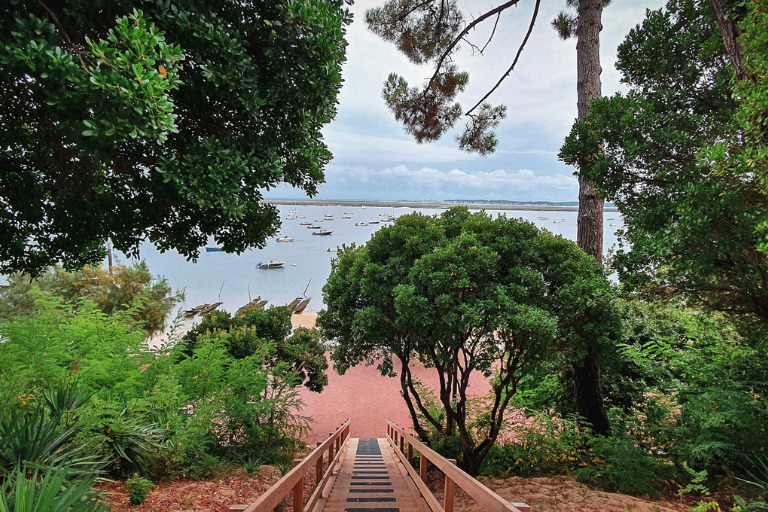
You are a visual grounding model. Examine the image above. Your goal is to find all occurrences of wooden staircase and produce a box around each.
[229,420,529,512]
[316,438,429,512]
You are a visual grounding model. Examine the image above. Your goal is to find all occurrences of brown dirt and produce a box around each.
[101,468,706,512]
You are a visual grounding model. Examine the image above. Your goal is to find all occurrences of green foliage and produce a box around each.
[76,399,164,478]
[481,414,595,478]
[320,207,619,475]
[0,1,351,275]
[0,385,105,479]
[0,270,310,483]
[0,292,149,408]
[0,263,182,337]
[241,455,265,475]
[181,307,328,392]
[125,475,155,506]
[559,0,768,331]
[0,464,108,512]
[574,436,669,497]
[365,1,517,155]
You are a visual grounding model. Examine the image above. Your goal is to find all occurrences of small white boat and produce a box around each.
[327,247,339,252]
[355,222,368,226]
[307,225,321,229]
[277,236,294,242]
[258,260,285,269]
[312,230,333,236]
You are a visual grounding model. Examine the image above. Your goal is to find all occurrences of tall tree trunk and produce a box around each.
[574,0,610,436]
[708,0,748,82]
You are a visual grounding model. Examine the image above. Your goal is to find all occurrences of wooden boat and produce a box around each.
[184,304,209,318]
[285,297,302,311]
[236,297,262,316]
[277,236,294,242]
[199,302,223,315]
[293,298,310,314]
[205,247,224,252]
[258,261,285,269]
[312,230,332,236]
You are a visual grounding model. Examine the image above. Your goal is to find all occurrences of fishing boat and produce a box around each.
[236,297,262,316]
[300,222,312,226]
[205,247,224,252]
[293,298,311,314]
[307,225,321,229]
[285,297,302,311]
[199,302,223,316]
[277,236,294,242]
[312,230,332,236]
[184,304,209,318]
[258,261,285,269]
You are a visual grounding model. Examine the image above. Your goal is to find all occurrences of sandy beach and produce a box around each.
[290,310,318,330]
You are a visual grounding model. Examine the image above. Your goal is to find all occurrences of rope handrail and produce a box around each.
[230,419,351,512]
[386,420,529,512]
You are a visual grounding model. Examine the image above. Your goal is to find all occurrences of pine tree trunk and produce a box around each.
[574,0,609,436]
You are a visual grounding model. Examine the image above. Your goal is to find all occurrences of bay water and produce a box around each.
[113,204,623,322]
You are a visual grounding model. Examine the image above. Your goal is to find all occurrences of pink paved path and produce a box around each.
[297,355,491,444]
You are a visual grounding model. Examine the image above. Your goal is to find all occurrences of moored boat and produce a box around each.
[277,236,294,242]
[293,298,310,314]
[312,230,332,236]
[205,247,224,252]
[258,261,285,269]
[285,297,302,311]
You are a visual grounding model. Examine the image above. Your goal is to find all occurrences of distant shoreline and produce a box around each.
[263,199,619,212]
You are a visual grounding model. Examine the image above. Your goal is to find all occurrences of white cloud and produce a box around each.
[317,164,578,200]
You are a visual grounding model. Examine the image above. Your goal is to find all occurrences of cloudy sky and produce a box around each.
[264,0,666,202]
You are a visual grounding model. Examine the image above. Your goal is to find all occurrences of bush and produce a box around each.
[573,436,671,497]
[0,464,108,512]
[480,414,595,478]
[125,475,155,506]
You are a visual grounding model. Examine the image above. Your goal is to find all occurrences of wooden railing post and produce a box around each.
[293,459,304,512]
[328,432,335,460]
[419,453,428,481]
[315,441,323,488]
[444,459,456,512]
[407,442,413,464]
[399,432,404,453]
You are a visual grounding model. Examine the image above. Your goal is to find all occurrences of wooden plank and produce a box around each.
[387,421,526,512]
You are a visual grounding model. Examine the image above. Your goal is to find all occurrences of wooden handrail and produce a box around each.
[230,419,351,512]
[386,420,530,512]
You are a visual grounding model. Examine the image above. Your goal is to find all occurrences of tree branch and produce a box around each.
[37,0,88,72]
[465,0,541,116]
[424,0,524,95]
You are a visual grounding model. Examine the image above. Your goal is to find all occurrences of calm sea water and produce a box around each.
[112,204,623,322]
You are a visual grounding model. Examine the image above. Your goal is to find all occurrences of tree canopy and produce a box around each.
[559,0,768,333]
[318,208,619,475]
[1,1,351,275]
[181,307,329,393]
